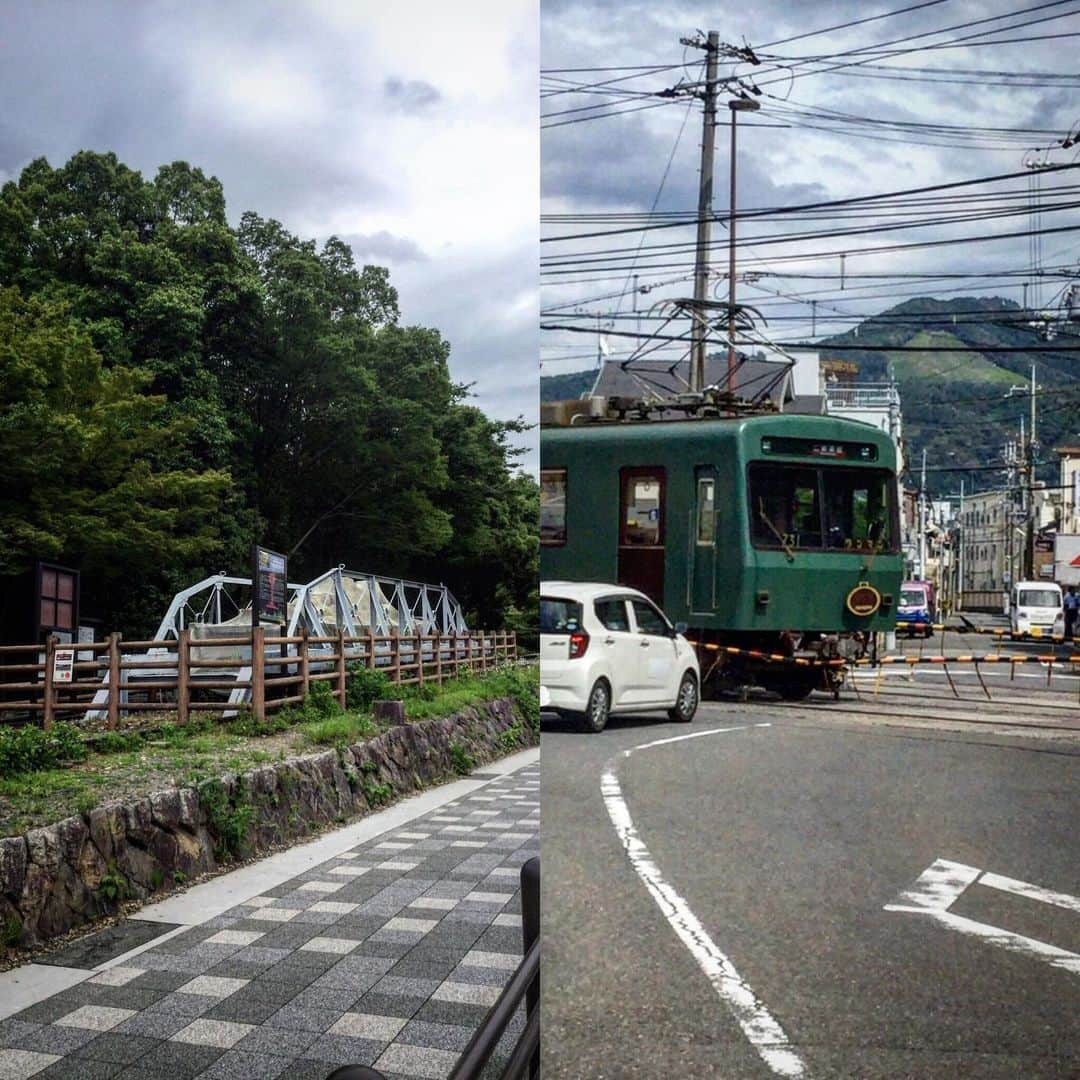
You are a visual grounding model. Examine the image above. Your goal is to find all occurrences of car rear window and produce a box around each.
[540,597,583,633]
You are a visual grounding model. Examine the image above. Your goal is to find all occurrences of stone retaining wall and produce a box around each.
[0,698,534,947]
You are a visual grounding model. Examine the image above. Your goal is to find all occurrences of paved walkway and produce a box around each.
[0,749,539,1080]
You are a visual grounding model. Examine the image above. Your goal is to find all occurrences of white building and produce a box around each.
[1056,445,1080,534]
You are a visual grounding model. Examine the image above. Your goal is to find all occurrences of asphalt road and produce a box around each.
[541,693,1080,1078]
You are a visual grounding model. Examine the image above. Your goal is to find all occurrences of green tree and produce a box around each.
[0,288,232,627]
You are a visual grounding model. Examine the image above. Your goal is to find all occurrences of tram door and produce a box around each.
[618,467,665,606]
[691,467,717,614]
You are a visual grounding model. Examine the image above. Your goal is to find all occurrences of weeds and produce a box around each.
[99,863,130,904]
[450,742,475,776]
[198,778,254,862]
[0,723,86,778]
[2,915,23,950]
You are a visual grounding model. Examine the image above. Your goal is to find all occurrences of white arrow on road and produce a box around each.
[885,857,1080,975]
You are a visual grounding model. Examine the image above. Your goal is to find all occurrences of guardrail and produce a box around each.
[326,857,540,1080]
[0,628,517,728]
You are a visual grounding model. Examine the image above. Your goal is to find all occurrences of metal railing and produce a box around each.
[824,383,898,409]
[326,857,540,1080]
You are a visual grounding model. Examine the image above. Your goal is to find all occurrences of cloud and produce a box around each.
[340,230,428,264]
[383,77,442,113]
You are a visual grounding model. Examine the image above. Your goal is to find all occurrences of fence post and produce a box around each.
[300,628,310,699]
[176,628,190,725]
[366,629,375,671]
[416,631,424,689]
[434,631,442,685]
[392,632,401,684]
[251,626,265,722]
[511,630,517,662]
[107,632,121,730]
[336,628,347,709]
[42,635,56,730]
[521,856,540,1080]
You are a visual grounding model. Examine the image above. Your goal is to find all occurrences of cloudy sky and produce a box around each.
[542,0,1080,375]
[0,0,539,465]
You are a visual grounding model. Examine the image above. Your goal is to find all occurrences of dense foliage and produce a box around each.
[0,152,536,634]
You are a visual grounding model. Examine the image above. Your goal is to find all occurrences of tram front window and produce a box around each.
[750,467,821,550]
[749,464,896,553]
[823,470,894,552]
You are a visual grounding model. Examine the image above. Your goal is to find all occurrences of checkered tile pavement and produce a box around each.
[0,763,539,1080]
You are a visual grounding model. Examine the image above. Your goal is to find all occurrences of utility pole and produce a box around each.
[1008,365,1039,579]
[689,31,719,393]
[726,97,760,394]
[958,479,965,611]
[920,447,928,583]
[1025,362,1037,579]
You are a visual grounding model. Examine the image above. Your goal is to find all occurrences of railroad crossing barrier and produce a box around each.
[325,857,540,1080]
[898,621,1079,645]
[689,640,1080,702]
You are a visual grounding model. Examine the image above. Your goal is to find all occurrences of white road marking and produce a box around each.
[979,871,1080,914]
[887,905,1080,975]
[886,858,981,911]
[602,725,808,1078]
[885,858,1080,976]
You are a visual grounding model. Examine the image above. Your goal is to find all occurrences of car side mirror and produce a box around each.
[673,621,688,636]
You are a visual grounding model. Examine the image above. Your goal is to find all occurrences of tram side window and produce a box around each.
[696,477,716,545]
[823,470,893,552]
[622,472,663,546]
[749,466,821,550]
[541,468,567,546]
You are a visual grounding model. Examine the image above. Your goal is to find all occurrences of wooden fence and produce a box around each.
[0,628,517,729]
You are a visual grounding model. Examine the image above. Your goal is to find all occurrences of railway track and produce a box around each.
[724,667,1080,737]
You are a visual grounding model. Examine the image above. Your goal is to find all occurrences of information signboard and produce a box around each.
[53,648,75,684]
[253,546,288,625]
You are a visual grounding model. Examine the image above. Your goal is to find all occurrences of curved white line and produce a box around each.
[602,722,808,1078]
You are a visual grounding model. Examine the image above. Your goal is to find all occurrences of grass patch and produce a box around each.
[300,713,376,748]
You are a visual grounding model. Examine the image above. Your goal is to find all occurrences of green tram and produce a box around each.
[540,412,903,699]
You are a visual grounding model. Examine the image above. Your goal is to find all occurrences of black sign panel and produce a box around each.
[760,436,878,462]
[253,546,287,625]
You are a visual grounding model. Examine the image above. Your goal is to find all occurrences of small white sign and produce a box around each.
[53,648,75,684]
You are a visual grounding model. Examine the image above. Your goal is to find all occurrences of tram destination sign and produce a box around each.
[760,436,878,462]
[252,545,287,626]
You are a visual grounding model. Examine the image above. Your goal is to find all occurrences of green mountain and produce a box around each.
[540,368,596,401]
[540,296,1080,496]
[817,297,1080,494]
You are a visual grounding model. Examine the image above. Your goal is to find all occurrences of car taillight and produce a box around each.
[569,631,589,659]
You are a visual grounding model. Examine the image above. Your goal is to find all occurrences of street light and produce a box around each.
[727,97,760,396]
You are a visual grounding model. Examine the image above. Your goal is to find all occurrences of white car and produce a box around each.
[540,581,700,733]
[1008,581,1064,636]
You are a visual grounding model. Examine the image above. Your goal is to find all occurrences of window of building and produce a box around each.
[39,566,76,632]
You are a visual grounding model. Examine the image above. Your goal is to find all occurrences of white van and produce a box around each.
[1008,581,1064,635]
